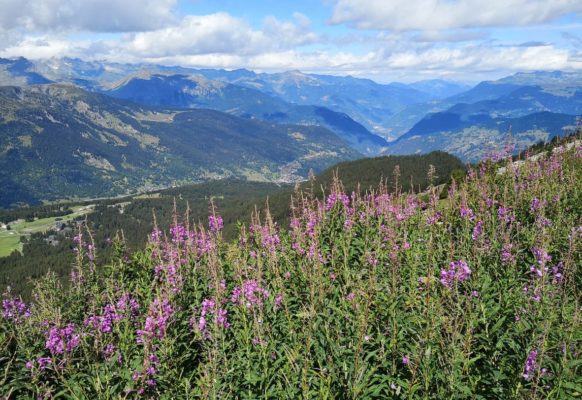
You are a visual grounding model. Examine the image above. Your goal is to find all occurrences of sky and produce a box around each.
[0,0,581,83]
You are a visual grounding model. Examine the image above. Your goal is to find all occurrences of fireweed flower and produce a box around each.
[523,350,538,380]
[136,297,174,344]
[426,211,442,225]
[231,280,270,309]
[497,207,515,224]
[530,198,544,213]
[45,323,80,355]
[460,206,475,221]
[208,215,224,232]
[37,357,52,370]
[501,244,514,265]
[472,220,483,241]
[2,296,31,323]
[274,294,283,309]
[440,260,471,288]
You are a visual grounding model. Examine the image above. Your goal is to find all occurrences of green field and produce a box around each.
[0,205,94,257]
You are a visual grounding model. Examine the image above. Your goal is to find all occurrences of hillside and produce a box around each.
[1,132,580,398]
[0,84,360,208]
[0,151,464,297]
[386,111,578,162]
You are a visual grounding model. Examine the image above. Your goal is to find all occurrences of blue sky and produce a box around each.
[0,0,580,82]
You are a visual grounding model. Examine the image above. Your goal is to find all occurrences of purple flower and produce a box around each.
[2,296,31,323]
[215,308,230,329]
[136,297,174,344]
[472,220,483,241]
[426,211,442,225]
[523,350,538,380]
[402,355,410,365]
[25,360,34,369]
[501,244,514,265]
[530,198,544,213]
[200,298,215,317]
[232,280,270,309]
[440,260,471,288]
[208,215,224,232]
[198,316,207,334]
[460,206,475,221]
[274,294,283,309]
[497,207,515,224]
[37,357,52,370]
[45,323,80,355]
[102,344,116,359]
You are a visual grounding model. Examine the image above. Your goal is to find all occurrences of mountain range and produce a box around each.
[0,57,580,206]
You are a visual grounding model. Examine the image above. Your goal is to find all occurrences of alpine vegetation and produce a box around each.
[1,140,581,399]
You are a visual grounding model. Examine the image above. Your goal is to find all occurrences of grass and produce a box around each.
[0,205,94,257]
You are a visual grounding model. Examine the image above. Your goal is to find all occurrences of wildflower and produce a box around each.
[200,298,215,316]
[501,244,514,265]
[215,308,230,329]
[232,280,269,309]
[208,215,223,232]
[2,296,31,323]
[402,355,410,365]
[530,198,544,213]
[440,260,471,288]
[37,357,52,370]
[45,323,80,355]
[25,361,34,369]
[497,207,515,224]
[523,350,538,380]
[426,211,442,225]
[103,344,116,359]
[472,220,483,241]
[136,297,174,344]
[460,206,475,221]
[274,294,283,309]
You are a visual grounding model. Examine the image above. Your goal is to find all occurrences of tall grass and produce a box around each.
[1,140,581,399]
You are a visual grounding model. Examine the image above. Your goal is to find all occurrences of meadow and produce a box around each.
[0,206,94,258]
[1,140,581,398]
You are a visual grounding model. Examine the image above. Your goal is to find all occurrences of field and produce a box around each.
[1,140,581,399]
[0,205,94,257]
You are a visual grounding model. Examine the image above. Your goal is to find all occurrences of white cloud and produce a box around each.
[329,0,582,31]
[0,36,89,59]
[121,13,320,58]
[0,0,177,33]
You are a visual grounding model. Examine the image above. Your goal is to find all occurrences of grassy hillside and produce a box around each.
[1,135,580,398]
[0,152,464,297]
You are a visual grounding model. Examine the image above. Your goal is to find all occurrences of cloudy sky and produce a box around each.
[0,0,581,82]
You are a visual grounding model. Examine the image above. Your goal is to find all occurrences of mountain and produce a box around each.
[0,84,360,208]
[386,111,578,162]
[105,72,390,154]
[402,79,471,100]
[0,58,430,139]
[190,69,431,139]
[384,71,582,138]
[0,57,53,86]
